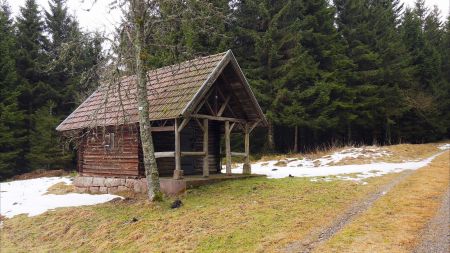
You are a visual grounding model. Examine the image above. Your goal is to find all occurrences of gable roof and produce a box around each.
[56,50,267,132]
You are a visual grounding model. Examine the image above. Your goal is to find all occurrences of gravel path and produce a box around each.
[284,170,416,253]
[413,189,450,253]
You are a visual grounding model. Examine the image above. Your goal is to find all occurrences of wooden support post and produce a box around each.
[243,123,251,174]
[225,121,232,176]
[203,119,209,177]
[173,119,183,179]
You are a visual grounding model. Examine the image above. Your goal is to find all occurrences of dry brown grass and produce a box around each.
[255,142,447,167]
[314,150,450,253]
[11,169,72,180]
[45,182,76,195]
[0,173,404,253]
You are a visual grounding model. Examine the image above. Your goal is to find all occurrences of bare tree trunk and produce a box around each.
[132,0,161,201]
[267,120,275,152]
[293,125,298,152]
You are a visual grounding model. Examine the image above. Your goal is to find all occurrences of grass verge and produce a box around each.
[314,150,450,253]
[1,173,402,252]
[253,143,445,167]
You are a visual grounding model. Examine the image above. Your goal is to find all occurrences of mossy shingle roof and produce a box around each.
[56,50,266,132]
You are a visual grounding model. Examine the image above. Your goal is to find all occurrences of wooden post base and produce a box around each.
[173,169,184,180]
[243,163,251,175]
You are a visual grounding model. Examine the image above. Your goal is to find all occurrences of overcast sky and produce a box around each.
[7,0,450,34]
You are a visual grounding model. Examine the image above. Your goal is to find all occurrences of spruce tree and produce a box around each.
[16,0,58,170]
[0,2,26,179]
[335,0,412,144]
[26,101,70,169]
[399,2,447,141]
[231,0,299,151]
[45,0,89,115]
[439,16,450,136]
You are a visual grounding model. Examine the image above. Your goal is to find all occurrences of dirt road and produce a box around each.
[284,150,449,253]
[284,170,416,253]
[414,189,450,253]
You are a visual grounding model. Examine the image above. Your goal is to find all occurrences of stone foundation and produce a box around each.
[73,176,149,194]
[74,174,262,196]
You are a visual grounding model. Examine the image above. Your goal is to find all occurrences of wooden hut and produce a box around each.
[56,50,267,194]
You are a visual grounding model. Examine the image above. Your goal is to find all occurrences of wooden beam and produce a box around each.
[155,151,175,158]
[217,86,238,118]
[193,87,216,114]
[177,117,190,133]
[194,118,204,132]
[181,151,206,157]
[217,96,230,117]
[229,122,236,133]
[231,152,246,157]
[203,118,209,177]
[225,121,232,176]
[192,114,246,124]
[249,119,261,133]
[243,123,251,174]
[150,126,174,132]
[205,101,215,115]
[174,119,182,179]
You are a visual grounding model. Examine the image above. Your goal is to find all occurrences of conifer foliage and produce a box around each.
[0,0,101,179]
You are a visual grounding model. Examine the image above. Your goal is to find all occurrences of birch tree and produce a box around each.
[129,0,161,201]
[86,0,226,201]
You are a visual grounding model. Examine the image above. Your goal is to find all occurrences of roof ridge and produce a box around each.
[116,51,229,83]
[56,50,231,131]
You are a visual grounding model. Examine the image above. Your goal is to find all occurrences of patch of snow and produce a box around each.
[316,146,391,166]
[438,144,450,150]
[0,177,121,218]
[224,150,443,184]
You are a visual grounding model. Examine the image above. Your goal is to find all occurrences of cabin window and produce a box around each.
[104,133,115,150]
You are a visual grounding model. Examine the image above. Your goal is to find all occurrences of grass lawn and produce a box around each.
[1,174,404,252]
[314,150,450,253]
[0,143,446,252]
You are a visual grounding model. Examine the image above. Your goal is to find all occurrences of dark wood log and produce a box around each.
[217,96,230,117]
[181,151,206,156]
[203,118,209,177]
[150,126,175,132]
[225,121,231,175]
[192,114,246,124]
[174,119,182,179]
[243,123,251,174]
[177,117,190,133]
[155,151,175,158]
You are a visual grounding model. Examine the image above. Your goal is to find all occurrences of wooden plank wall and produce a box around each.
[79,122,221,178]
[149,121,221,176]
[79,126,141,177]
[191,120,221,175]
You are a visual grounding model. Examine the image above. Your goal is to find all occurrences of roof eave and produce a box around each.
[180,50,233,118]
[181,50,268,127]
[227,51,268,127]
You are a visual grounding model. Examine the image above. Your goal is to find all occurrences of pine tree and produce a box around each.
[399,1,447,141]
[26,101,70,169]
[335,0,412,144]
[231,0,300,151]
[439,16,450,136]
[124,0,230,68]
[0,2,26,179]
[45,0,96,115]
[16,0,57,170]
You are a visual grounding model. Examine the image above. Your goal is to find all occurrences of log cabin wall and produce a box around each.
[79,126,141,178]
[79,122,221,178]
